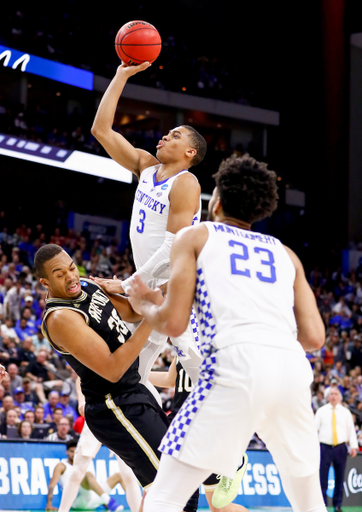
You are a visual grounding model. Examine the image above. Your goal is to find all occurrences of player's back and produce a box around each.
[130,165,201,280]
[196,222,300,352]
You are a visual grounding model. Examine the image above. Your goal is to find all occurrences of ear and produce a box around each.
[186,148,197,160]
[39,278,49,291]
[213,195,223,216]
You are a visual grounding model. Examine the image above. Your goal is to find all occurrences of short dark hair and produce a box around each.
[34,244,63,278]
[213,154,278,224]
[66,439,78,450]
[182,125,207,167]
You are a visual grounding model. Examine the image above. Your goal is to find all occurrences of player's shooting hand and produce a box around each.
[89,275,125,295]
[117,61,151,78]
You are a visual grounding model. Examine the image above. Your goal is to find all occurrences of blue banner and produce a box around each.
[0,45,94,90]
[0,442,291,509]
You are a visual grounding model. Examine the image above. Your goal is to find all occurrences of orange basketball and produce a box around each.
[115,20,162,65]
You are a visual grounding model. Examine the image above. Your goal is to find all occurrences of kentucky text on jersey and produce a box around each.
[135,189,167,215]
[213,224,277,245]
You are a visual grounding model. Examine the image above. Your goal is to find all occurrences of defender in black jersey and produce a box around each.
[34,244,170,489]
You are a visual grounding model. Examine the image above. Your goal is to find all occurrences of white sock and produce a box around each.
[101,493,110,505]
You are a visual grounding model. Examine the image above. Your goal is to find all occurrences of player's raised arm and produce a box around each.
[91,64,159,177]
[284,245,325,351]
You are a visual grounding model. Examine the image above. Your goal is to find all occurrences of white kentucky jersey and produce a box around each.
[130,164,201,281]
[195,222,300,353]
[58,459,73,491]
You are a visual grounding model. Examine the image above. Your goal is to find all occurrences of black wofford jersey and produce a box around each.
[169,360,194,419]
[42,279,140,402]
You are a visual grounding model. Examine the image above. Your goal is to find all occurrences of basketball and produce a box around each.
[115,20,162,65]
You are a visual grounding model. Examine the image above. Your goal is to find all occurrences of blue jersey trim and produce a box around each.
[152,169,187,187]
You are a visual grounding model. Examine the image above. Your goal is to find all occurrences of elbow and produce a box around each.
[164,318,189,339]
[309,335,325,351]
[90,123,102,141]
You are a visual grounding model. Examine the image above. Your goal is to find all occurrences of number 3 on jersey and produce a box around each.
[229,240,277,283]
[137,209,146,233]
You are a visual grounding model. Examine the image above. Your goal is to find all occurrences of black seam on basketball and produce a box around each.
[120,27,160,44]
[115,44,162,47]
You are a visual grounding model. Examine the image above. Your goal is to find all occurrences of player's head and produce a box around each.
[34,244,82,300]
[208,154,278,224]
[156,125,206,168]
[66,439,78,462]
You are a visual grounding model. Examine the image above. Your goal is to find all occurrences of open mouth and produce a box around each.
[68,281,81,294]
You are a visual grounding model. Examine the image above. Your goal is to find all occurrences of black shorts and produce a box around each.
[85,383,170,488]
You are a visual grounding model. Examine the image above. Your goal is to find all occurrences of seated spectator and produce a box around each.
[0,335,19,365]
[13,387,34,418]
[330,360,346,382]
[0,395,14,424]
[23,409,35,424]
[46,416,74,442]
[7,363,23,395]
[43,391,61,422]
[17,419,33,440]
[57,391,78,422]
[31,405,50,439]
[15,316,34,341]
[0,408,20,438]
[17,336,37,367]
[47,406,64,435]
[329,310,354,331]
[0,317,20,344]
[3,280,25,321]
[312,389,327,412]
[16,308,37,335]
[25,350,63,397]
[31,326,52,355]
[22,377,40,406]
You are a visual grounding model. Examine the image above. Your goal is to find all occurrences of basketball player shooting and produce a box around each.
[91,62,207,386]
[127,154,327,512]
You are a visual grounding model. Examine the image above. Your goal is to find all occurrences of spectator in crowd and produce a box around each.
[31,326,52,355]
[7,363,22,395]
[312,389,327,412]
[0,317,20,343]
[47,406,65,435]
[25,350,63,398]
[17,336,37,367]
[0,384,4,407]
[43,391,61,422]
[22,377,40,406]
[46,416,74,442]
[31,404,50,439]
[61,368,78,409]
[57,391,78,422]
[13,386,34,418]
[17,306,37,335]
[0,395,14,424]
[23,409,35,424]
[3,280,25,320]
[0,408,20,438]
[17,419,33,440]
[14,316,33,341]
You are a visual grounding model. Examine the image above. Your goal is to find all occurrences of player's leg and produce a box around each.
[115,454,142,512]
[58,423,102,512]
[256,349,326,512]
[81,472,124,512]
[277,470,327,512]
[144,455,211,512]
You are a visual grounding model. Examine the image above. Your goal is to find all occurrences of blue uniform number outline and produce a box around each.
[137,209,146,233]
[228,240,276,283]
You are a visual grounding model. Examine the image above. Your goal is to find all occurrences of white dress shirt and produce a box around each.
[314,403,358,448]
